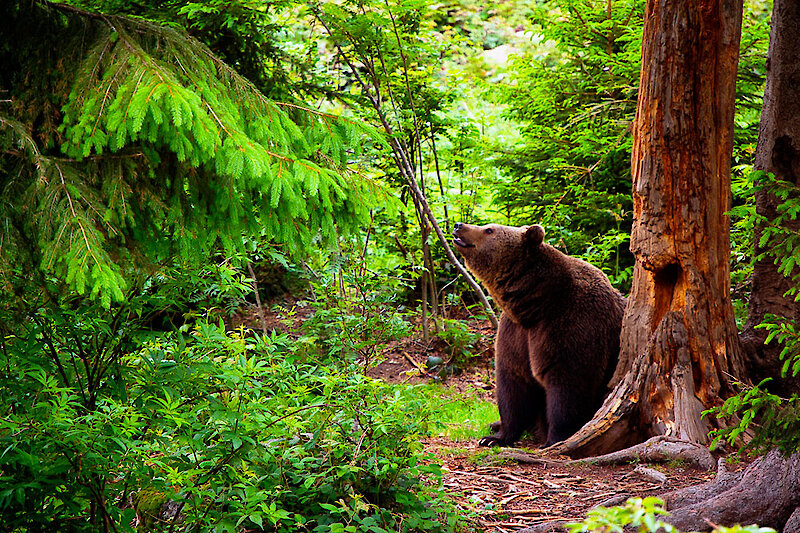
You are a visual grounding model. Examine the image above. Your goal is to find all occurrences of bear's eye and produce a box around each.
[484,228,494,234]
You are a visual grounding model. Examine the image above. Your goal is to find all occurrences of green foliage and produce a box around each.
[73,0,316,101]
[567,497,675,533]
[761,314,800,379]
[729,3,773,322]
[492,0,643,272]
[313,0,454,140]
[709,172,800,456]
[708,380,800,456]
[435,318,483,359]
[301,245,414,366]
[0,310,455,532]
[567,497,775,533]
[739,173,800,381]
[0,0,377,305]
[581,225,633,289]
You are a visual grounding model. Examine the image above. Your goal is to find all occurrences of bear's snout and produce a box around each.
[452,223,475,249]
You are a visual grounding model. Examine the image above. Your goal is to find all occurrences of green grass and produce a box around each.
[413,384,499,442]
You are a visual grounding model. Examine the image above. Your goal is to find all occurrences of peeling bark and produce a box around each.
[549,0,746,458]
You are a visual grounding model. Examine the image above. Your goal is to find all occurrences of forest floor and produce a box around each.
[368,331,718,532]
[237,298,725,532]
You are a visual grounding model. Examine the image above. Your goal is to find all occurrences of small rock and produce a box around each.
[426,355,443,368]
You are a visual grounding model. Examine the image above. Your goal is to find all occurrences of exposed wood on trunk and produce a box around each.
[660,449,800,532]
[550,0,746,457]
[740,0,800,397]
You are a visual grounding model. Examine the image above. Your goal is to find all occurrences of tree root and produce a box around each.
[660,449,800,531]
[784,507,800,533]
[515,520,568,533]
[565,435,715,470]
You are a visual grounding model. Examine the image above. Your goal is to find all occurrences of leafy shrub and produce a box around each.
[568,498,775,533]
[0,317,454,532]
[301,251,413,367]
[708,380,800,456]
[708,173,800,456]
[567,497,675,533]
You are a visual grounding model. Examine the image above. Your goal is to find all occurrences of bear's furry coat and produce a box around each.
[453,222,626,446]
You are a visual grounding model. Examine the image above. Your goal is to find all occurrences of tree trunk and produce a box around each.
[550,0,746,457]
[740,0,800,398]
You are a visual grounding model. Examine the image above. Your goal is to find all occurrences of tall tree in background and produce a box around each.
[740,0,800,398]
[312,1,498,330]
[552,0,746,456]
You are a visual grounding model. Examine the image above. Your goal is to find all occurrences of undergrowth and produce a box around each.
[0,256,461,532]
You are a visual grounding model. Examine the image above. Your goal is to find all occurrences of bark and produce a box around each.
[740,0,800,397]
[550,0,746,457]
[566,436,715,470]
[660,449,800,531]
[785,507,800,533]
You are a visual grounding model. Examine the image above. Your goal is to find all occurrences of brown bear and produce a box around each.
[452,222,626,446]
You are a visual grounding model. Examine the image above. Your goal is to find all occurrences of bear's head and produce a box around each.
[452,222,545,284]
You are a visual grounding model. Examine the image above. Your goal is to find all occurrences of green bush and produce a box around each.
[568,498,775,533]
[708,173,800,457]
[0,307,454,532]
[300,252,413,367]
[434,319,484,367]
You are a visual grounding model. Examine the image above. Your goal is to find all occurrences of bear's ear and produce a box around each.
[524,224,545,247]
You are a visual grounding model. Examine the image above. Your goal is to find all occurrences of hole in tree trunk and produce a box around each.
[772,135,799,183]
[653,263,681,330]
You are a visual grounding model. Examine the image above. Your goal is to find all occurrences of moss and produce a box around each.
[133,488,171,532]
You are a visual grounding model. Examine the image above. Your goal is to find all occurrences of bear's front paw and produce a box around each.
[477,434,507,447]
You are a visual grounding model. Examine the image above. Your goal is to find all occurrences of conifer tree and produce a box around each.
[0,0,376,304]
